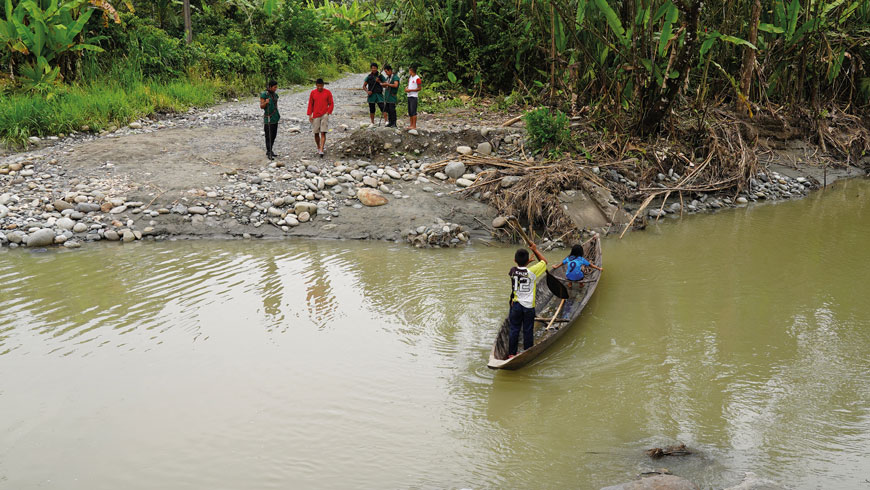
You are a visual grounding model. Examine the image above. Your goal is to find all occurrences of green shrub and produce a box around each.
[523,107,571,153]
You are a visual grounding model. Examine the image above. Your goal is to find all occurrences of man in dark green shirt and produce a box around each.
[380,64,400,128]
[362,63,386,125]
[259,80,280,160]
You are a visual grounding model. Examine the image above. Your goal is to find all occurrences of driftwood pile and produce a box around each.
[421,111,792,241]
[646,443,692,459]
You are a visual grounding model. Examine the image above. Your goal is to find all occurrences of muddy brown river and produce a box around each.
[1,179,868,489]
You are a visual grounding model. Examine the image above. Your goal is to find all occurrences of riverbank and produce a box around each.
[0,72,867,250]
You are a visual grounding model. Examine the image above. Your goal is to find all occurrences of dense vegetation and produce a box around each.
[1,0,869,148]
[392,0,870,135]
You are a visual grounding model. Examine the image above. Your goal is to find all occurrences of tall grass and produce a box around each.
[0,55,368,147]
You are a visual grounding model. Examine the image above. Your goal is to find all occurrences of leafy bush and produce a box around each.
[524,107,571,153]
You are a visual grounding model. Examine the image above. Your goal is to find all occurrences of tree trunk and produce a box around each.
[183,0,192,44]
[638,0,702,136]
[550,3,556,101]
[738,0,760,115]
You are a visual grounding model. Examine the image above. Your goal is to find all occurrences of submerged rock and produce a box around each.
[601,474,699,490]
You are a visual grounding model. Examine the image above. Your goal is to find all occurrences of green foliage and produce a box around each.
[0,74,224,146]
[384,0,870,132]
[524,107,571,153]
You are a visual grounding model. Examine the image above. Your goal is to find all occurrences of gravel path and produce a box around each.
[0,73,501,249]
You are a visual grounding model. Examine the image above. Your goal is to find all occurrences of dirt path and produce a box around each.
[0,73,500,247]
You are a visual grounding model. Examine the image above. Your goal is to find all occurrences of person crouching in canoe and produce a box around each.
[508,243,547,358]
[552,243,603,287]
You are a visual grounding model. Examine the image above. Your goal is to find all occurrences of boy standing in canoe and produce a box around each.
[508,243,547,357]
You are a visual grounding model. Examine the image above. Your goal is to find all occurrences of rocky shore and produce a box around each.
[1,72,866,250]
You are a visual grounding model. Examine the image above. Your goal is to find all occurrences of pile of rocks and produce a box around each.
[645,170,818,219]
[404,220,470,248]
[0,148,459,248]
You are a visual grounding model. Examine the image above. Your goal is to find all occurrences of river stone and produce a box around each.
[188,206,207,215]
[104,230,120,241]
[122,230,135,242]
[109,205,127,214]
[26,229,56,247]
[601,474,699,490]
[56,217,75,230]
[477,142,492,155]
[129,122,142,129]
[736,196,749,204]
[492,216,507,229]
[501,176,521,188]
[357,188,388,207]
[75,202,99,213]
[73,223,88,233]
[268,207,283,217]
[53,199,74,211]
[649,208,666,218]
[456,178,474,188]
[434,172,448,181]
[363,176,379,188]
[0,204,7,219]
[298,212,311,223]
[64,240,81,248]
[286,216,299,227]
[444,161,466,179]
[456,146,472,155]
[386,169,402,180]
[295,202,317,216]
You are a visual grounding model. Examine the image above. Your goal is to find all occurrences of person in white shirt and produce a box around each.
[404,65,422,130]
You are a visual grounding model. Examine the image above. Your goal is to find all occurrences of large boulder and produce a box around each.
[26,229,56,247]
[357,188,388,207]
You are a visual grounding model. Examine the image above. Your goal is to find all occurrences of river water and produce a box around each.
[1,179,868,489]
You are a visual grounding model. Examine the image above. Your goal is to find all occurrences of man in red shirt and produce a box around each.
[307,78,334,158]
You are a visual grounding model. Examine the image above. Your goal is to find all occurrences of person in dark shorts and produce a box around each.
[507,243,547,357]
[380,64,400,128]
[259,80,280,160]
[363,63,386,125]
[404,65,422,129]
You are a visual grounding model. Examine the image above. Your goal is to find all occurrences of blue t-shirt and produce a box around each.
[562,255,591,281]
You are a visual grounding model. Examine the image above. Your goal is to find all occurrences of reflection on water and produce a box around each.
[0,179,868,489]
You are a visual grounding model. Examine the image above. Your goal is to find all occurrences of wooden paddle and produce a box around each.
[499,216,570,300]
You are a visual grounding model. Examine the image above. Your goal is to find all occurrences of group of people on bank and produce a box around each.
[258,63,422,159]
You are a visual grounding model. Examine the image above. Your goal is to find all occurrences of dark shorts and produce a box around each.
[407,97,418,117]
[369,102,385,114]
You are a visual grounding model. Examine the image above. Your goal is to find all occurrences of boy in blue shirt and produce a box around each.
[553,244,603,284]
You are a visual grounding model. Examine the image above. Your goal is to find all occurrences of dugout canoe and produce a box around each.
[487,235,602,370]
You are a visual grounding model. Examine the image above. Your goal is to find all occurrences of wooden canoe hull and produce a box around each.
[487,236,602,370]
